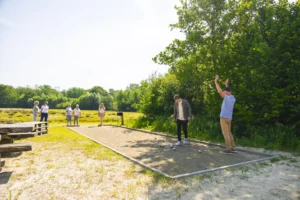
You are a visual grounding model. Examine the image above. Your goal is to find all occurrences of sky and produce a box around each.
[0,0,183,91]
[0,0,297,91]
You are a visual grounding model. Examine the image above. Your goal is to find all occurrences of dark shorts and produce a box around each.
[66,115,72,121]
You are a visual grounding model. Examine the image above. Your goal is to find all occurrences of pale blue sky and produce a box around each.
[0,0,183,91]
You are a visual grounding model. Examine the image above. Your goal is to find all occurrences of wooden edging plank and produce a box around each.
[0,143,32,153]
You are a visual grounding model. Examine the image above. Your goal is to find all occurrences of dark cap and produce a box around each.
[223,87,231,92]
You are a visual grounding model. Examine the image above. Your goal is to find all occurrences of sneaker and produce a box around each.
[231,148,237,152]
[220,149,233,154]
[175,141,181,146]
[183,138,188,144]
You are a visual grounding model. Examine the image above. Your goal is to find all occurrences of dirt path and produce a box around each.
[0,126,299,200]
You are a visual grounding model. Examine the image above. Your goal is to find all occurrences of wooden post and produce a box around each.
[45,122,48,133]
[38,123,42,135]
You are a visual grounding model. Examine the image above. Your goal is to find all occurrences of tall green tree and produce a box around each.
[66,87,86,98]
[0,84,18,107]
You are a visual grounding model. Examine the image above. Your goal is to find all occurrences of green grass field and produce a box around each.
[0,108,142,126]
[0,108,299,152]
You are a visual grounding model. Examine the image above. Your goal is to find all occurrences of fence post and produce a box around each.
[45,122,48,133]
[38,123,41,135]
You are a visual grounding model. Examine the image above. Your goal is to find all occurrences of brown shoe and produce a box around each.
[220,149,233,154]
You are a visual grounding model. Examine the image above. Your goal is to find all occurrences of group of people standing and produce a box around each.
[32,74,235,153]
[65,104,82,126]
[33,101,49,122]
[32,102,106,126]
[65,103,106,126]
[174,75,236,154]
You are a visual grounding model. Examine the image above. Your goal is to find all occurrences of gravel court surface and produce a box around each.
[68,125,275,178]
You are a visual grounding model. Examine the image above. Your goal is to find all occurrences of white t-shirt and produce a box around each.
[99,107,105,113]
[41,105,49,113]
[66,107,72,115]
[178,101,184,120]
[74,108,81,116]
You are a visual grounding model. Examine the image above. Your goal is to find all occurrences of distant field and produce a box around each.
[0,108,143,125]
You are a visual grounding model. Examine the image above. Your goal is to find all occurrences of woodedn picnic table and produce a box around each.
[0,122,48,172]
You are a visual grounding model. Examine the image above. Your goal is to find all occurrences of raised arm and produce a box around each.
[214,75,225,98]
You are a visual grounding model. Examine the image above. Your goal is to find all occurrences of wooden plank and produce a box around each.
[0,143,32,153]
[0,127,33,134]
[0,122,48,128]
[0,137,13,145]
[8,132,37,138]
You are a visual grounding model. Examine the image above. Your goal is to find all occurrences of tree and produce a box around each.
[0,84,18,107]
[78,92,102,110]
[66,87,86,98]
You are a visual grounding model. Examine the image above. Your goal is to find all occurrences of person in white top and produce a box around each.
[173,95,192,146]
[40,101,49,122]
[98,103,106,126]
[73,104,81,125]
[66,104,72,126]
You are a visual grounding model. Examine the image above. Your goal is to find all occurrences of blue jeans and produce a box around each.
[40,113,48,122]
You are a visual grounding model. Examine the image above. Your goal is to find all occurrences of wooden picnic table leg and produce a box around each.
[0,134,13,145]
[45,122,48,133]
[38,123,42,135]
[0,133,14,157]
[0,153,2,172]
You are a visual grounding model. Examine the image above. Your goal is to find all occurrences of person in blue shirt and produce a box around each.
[214,75,236,154]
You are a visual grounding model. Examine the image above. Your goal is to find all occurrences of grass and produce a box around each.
[1,114,299,199]
[0,108,142,125]
[2,108,299,152]
[11,125,175,186]
[131,115,300,153]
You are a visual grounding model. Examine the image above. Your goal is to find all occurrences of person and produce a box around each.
[66,104,72,126]
[32,101,39,121]
[98,103,106,126]
[73,104,81,125]
[173,94,192,146]
[40,101,49,122]
[214,75,236,154]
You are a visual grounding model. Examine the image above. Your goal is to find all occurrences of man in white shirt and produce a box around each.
[173,94,192,146]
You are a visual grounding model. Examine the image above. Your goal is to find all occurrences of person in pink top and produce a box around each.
[98,103,106,126]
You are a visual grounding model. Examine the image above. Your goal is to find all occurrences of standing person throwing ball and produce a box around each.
[214,75,236,154]
[173,94,192,146]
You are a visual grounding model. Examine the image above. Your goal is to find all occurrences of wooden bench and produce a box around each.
[8,132,37,138]
[0,143,32,153]
[0,122,39,171]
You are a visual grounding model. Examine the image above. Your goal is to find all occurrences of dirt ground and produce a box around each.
[0,126,299,200]
[68,126,274,178]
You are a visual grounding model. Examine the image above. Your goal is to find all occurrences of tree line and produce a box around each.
[149,0,300,135]
[0,84,140,111]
